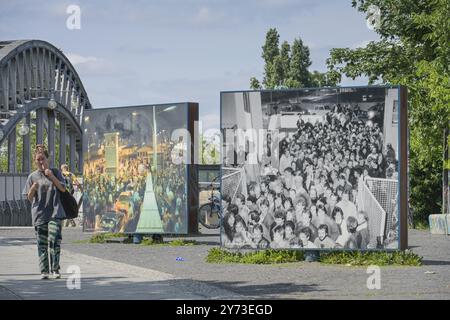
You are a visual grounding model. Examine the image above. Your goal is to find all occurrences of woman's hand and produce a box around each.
[44,169,54,179]
[28,182,39,201]
[44,169,66,192]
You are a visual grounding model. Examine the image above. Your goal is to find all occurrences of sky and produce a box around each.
[0,0,381,131]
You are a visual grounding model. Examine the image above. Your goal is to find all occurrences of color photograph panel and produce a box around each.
[83,104,188,234]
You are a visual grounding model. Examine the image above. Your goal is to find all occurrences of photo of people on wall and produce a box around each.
[221,87,400,250]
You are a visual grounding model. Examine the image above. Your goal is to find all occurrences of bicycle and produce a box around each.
[198,176,221,229]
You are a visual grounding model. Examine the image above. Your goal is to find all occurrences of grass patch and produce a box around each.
[167,239,198,246]
[86,232,128,244]
[79,233,199,246]
[319,250,423,266]
[206,248,304,264]
[205,248,423,266]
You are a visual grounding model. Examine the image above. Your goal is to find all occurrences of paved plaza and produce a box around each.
[0,227,449,300]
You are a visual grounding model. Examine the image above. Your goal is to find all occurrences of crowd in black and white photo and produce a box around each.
[222,103,399,249]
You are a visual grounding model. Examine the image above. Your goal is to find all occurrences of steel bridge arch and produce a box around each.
[0,39,92,173]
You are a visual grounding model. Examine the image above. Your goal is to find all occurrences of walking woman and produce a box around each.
[23,144,67,279]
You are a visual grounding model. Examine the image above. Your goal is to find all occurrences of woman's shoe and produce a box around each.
[41,273,49,280]
[53,271,61,279]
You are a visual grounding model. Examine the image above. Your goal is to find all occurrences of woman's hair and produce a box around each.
[250,211,260,224]
[346,216,358,233]
[331,206,344,220]
[285,220,295,233]
[271,225,285,241]
[253,224,264,234]
[316,203,326,214]
[228,204,239,215]
[274,209,286,220]
[299,227,312,240]
[233,214,247,232]
[34,144,49,159]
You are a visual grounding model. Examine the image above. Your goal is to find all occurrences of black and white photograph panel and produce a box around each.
[221,87,400,250]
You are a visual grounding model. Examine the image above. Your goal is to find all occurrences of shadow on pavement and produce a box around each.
[0,276,327,300]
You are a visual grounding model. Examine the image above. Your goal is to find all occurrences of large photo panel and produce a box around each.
[221,86,405,250]
[83,103,193,234]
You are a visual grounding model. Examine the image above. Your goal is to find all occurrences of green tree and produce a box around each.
[251,28,337,89]
[310,70,336,87]
[261,28,280,89]
[280,41,291,82]
[250,77,262,90]
[326,0,450,223]
[287,38,312,88]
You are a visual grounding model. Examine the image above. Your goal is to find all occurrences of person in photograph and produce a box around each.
[236,144,246,167]
[296,210,318,242]
[298,227,317,249]
[231,215,252,247]
[279,149,293,175]
[274,194,285,211]
[259,180,269,197]
[270,209,286,239]
[309,186,319,206]
[356,211,370,249]
[258,199,274,241]
[285,208,296,224]
[270,225,289,248]
[251,224,270,249]
[332,206,350,247]
[283,167,295,190]
[312,203,340,241]
[266,190,276,214]
[384,143,396,165]
[294,195,308,224]
[235,193,249,225]
[326,193,338,217]
[221,195,232,214]
[344,216,360,249]
[336,189,357,220]
[283,197,293,213]
[292,174,308,195]
[247,210,261,234]
[222,204,238,246]
[314,224,336,249]
[285,221,300,247]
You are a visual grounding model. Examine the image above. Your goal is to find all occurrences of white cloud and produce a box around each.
[191,6,232,26]
[194,7,213,24]
[65,53,100,65]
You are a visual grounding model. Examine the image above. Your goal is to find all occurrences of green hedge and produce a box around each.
[206,248,423,266]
